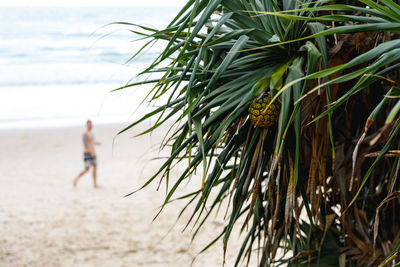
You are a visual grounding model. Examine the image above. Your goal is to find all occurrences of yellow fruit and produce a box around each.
[248,95,280,128]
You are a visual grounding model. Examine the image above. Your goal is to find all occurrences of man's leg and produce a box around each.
[92,164,98,188]
[73,168,89,187]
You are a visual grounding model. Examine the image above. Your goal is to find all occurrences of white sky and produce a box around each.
[0,0,186,7]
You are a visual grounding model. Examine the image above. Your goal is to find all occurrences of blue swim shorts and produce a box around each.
[84,153,97,169]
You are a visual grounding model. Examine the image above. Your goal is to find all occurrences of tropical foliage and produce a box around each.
[117,0,400,265]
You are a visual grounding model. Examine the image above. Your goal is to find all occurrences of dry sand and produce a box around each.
[0,123,255,267]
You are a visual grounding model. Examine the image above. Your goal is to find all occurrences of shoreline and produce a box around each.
[0,120,161,133]
[0,122,128,132]
[0,82,154,131]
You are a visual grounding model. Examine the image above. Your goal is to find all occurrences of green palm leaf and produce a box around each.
[117,0,400,265]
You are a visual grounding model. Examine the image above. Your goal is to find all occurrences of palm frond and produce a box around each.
[118,0,400,265]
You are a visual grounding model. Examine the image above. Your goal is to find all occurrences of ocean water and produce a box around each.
[0,7,180,129]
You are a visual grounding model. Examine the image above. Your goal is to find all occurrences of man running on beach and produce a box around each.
[73,120,101,188]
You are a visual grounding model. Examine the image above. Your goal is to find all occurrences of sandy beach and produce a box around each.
[0,123,254,267]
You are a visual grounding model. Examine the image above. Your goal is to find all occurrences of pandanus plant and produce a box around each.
[116,0,400,265]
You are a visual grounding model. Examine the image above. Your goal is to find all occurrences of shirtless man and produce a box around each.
[73,120,101,188]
